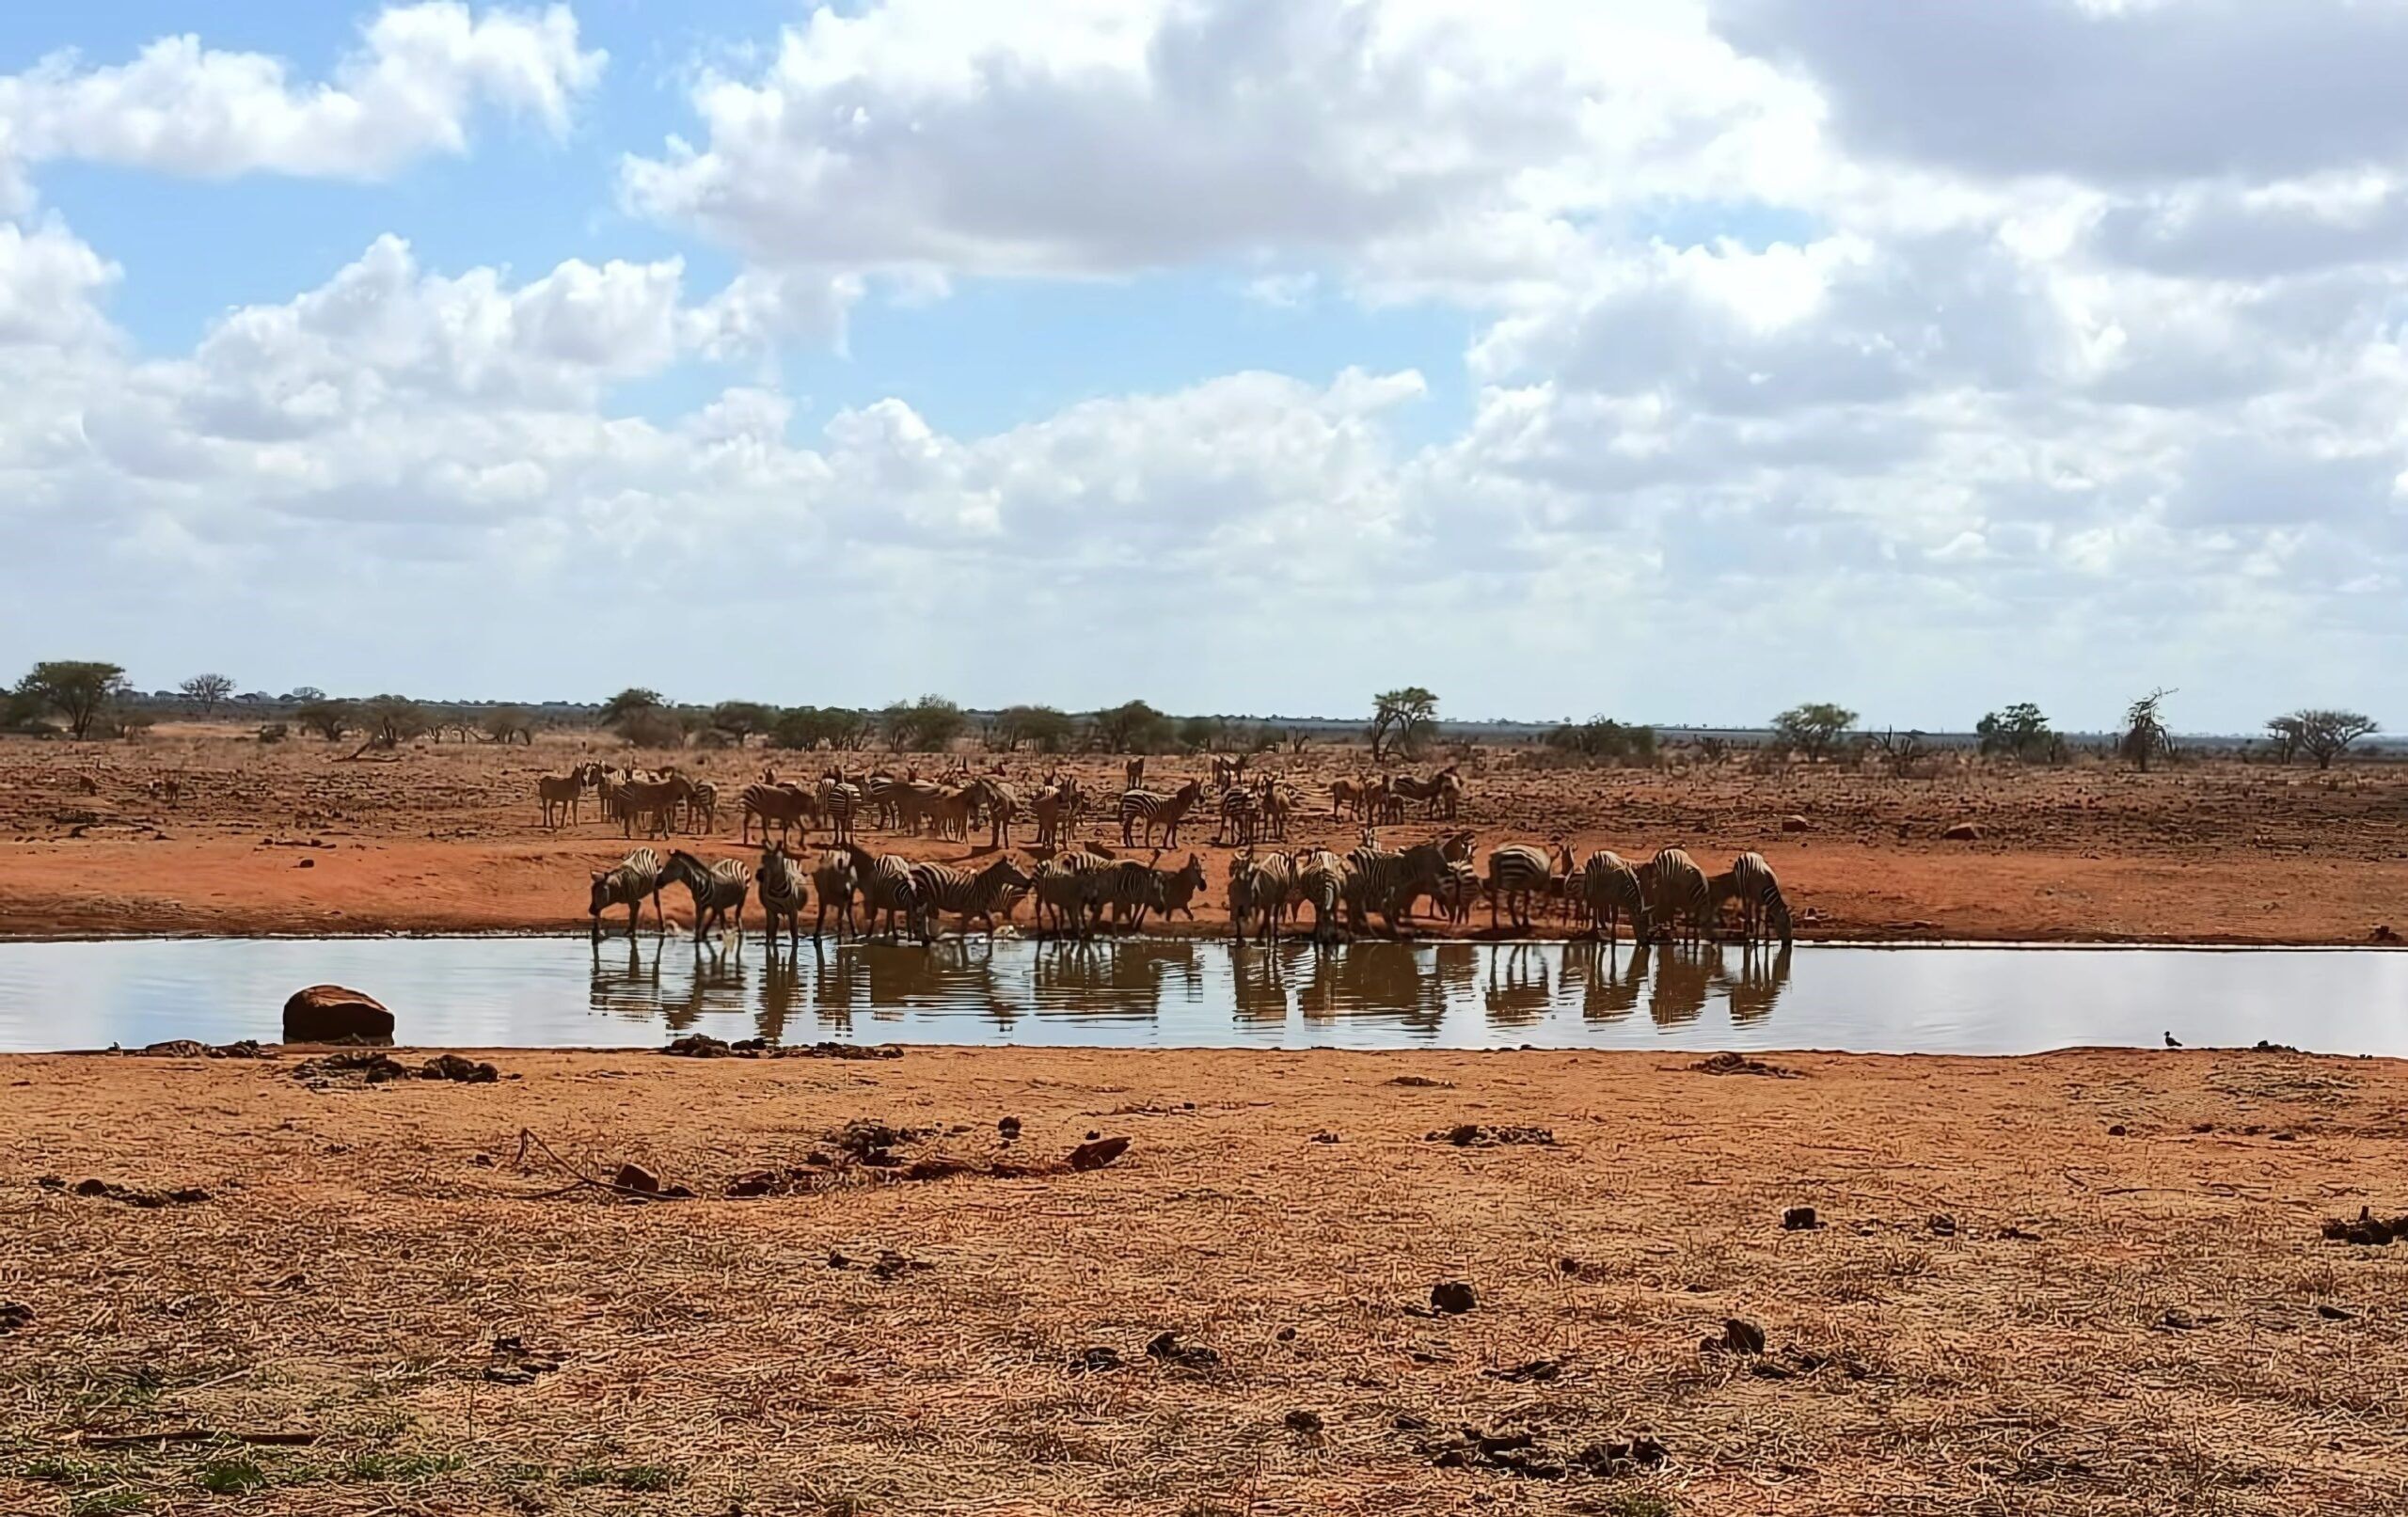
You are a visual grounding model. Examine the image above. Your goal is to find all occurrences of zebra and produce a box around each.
[687,780,720,834]
[817,774,863,844]
[1211,752,1247,789]
[1029,784,1070,849]
[834,841,923,940]
[615,776,687,840]
[1484,844,1556,931]
[1388,770,1443,814]
[1215,785,1260,845]
[1433,765,1465,820]
[811,848,858,940]
[1031,848,1114,936]
[1714,851,1793,947]
[1435,858,1480,926]
[1292,848,1346,942]
[909,857,1036,936]
[1330,776,1369,819]
[1118,779,1206,847]
[1090,859,1167,930]
[537,765,594,830]
[588,847,665,940]
[1259,778,1291,842]
[740,782,816,845]
[967,775,1021,848]
[755,843,811,948]
[1641,846,1712,946]
[1155,853,1210,921]
[1575,850,1645,947]
[1228,851,1295,942]
[661,849,751,943]
[1125,756,1146,792]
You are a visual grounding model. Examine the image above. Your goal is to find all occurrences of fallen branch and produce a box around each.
[492,1128,689,1203]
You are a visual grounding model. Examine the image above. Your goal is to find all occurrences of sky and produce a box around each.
[0,0,2401,731]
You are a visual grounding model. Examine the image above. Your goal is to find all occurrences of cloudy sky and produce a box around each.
[0,1,2399,730]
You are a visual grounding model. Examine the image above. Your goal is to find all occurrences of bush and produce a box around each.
[1545,717,1657,766]
[771,705,867,751]
[257,722,290,744]
[881,695,967,753]
[295,699,356,742]
[993,704,1077,754]
[1771,703,1857,761]
[1089,700,1176,754]
[616,707,685,750]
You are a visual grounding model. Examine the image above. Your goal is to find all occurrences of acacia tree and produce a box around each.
[709,701,774,746]
[2120,687,2175,773]
[1089,700,1175,754]
[1976,702,2058,762]
[995,704,1077,753]
[295,699,356,741]
[179,673,235,715]
[2268,709,2378,770]
[1369,687,1438,762]
[15,661,129,740]
[482,706,533,744]
[598,688,665,728]
[1771,702,1858,762]
[360,695,430,749]
[882,695,966,753]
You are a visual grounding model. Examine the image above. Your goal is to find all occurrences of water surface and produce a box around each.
[0,936,2400,1054]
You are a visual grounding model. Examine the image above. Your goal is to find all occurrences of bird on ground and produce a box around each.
[2163,1031,2182,1049]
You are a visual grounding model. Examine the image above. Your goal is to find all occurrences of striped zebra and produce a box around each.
[615,776,687,840]
[1292,848,1346,943]
[1340,839,1414,936]
[1155,853,1209,921]
[1713,851,1793,947]
[1125,756,1146,792]
[1484,844,1556,931]
[817,774,863,844]
[811,848,858,940]
[755,843,811,947]
[1118,779,1205,847]
[687,781,720,834]
[661,850,751,943]
[1433,765,1465,820]
[1575,850,1645,947]
[1090,859,1168,929]
[1641,846,1712,946]
[1031,851,1102,937]
[967,775,1021,848]
[1435,858,1480,926]
[909,857,1036,936]
[587,847,665,940]
[1330,776,1370,819]
[1259,778,1291,842]
[1228,851,1295,942]
[537,764,597,830]
[835,841,922,940]
[1215,785,1260,845]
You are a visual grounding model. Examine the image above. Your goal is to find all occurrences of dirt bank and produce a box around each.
[2,1045,2403,1513]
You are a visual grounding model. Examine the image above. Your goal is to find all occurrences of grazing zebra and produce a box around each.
[740,782,816,845]
[588,846,665,940]
[909,857,1036,936]
[817,774,863,844]
[968,775,1021,848]
[811,848,858,940]
[1642,847,1713,946]
[835,841,923,940]
[1485,845,1556,931]
[1215,785,1260,845]
[661,850,751,943]
[1575,850,1646,947]
[1713,851,1793,946]
[1228,851,1295,942]
[1340,838,1417,936]
[1292,848,1346,942]
[755,843,810,948]
[1118,779,1206,847]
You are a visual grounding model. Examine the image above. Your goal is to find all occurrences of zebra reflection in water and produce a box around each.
[589,936,663,1022]
[1034,940,1200,1020]
[1484,943,1551,1027]
[1649,943,1715,1028]
[1299,941,1447,1032]
[1726,943,1794,1024]
[1562,940,1649,1022]
[1229,940,1309,1024]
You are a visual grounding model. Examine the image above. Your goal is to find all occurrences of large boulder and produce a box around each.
[282,985,394,1044]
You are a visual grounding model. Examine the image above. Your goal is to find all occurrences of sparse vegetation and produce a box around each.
[359,695,431,750]
[2268,708,2378,770]
[1370,687,1439,762]
[2121,687,2176,773]
[1771,702,1858,763]
[178,673,235,715]
[294,698,356,742]
[1544,716,1657,766]
[480,705,533,745]
[13,660,130,739]
[1976,703,2060,763]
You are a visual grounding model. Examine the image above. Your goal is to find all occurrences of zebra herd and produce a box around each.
[587,829,1793,953]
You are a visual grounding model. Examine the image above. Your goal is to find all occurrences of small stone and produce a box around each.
[0,1302,31,1334]
[1780,814,1809,832]
[1926,1214,1957,1237]
[1942,821,1982,841]
[1284,1409,1324,1434]
[1782,1206,1820,1231]
[1068,1346,1122,1373]
[2107,1124,2129,1135]
[1068,1136,1131,1172]
[1720,1318,1766,1356]
[997,1116,1022,1141]
[1430,1281,1478,1315]
[612,1163,662,1194]
[2317,1304,2355,1321]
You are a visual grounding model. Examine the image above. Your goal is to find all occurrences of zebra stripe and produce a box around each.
[909,857,1035,935]
[1576,850,1645,946]
[1484,844,1556,931]
[811,849,858,940]
[1117,780,1206,846]
[588,846,664,940]
[1643,846,1711,946]
[662,849,751,942]
[755,845,809,945]
[1292,849,1345,942]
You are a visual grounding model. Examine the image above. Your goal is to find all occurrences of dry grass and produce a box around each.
[3,1044,2405,1513]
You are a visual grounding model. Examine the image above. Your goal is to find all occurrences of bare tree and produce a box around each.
[2267,709,2378,770]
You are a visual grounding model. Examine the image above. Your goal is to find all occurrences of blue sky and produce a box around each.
[0,2,2400,730]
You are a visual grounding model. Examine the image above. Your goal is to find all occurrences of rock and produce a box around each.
[291,1050,408,1085]
[1430,1281,1478,1315]
[484,1335,564,1384]
[2107,1124,2129,1136]
[1720,1318,1766,1356]
[658,1034,735,1057]
[727,1170,780,1198]
[1573,1437,1668,1476]
[2375,924,2399,942]
[1941,822,1982,841]
[1386,1075,1451,1088]
[1426,1123,1555,1147]
[133,1039,210,1058]
[1069,1136,1131,1172]
[281,985,393,1044]
[1483,1359,1561,1383]
[1145,1331,1220,1371]
[868,1249,929,1282]
[1782,1206,1820,1231]
[1284,1409,1325,1434]
[0,1302,32,1334]
[1068,1346,1123,1373]
[1926,1214,1957,1237]
[2317,1304,2356,1321]
[1690,1051,1800,1079]
[420,1053,498,1083]
[1780,814,1809,832]
[1310,1130,1339,1144]
[997,1116,1022,1141]
[611,1162,662,1194]
[294,857,314,868]
[2322,1208,2408,1246]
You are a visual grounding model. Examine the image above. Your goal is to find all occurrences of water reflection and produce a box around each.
[20,934,2392,1055]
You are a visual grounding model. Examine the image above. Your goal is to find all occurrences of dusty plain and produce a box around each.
[4,1044,2406,1516]
[1,725,2404,942]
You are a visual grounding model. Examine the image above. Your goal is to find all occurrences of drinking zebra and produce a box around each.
[1642,846,1712,946]
[1714,851,1793,946]
[834,841,922,940]
[1575,850,1645,946]
[1292,848,1346,943]
[587,846,665,940]
[909,857,1036,936]
[811,848,858,940]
